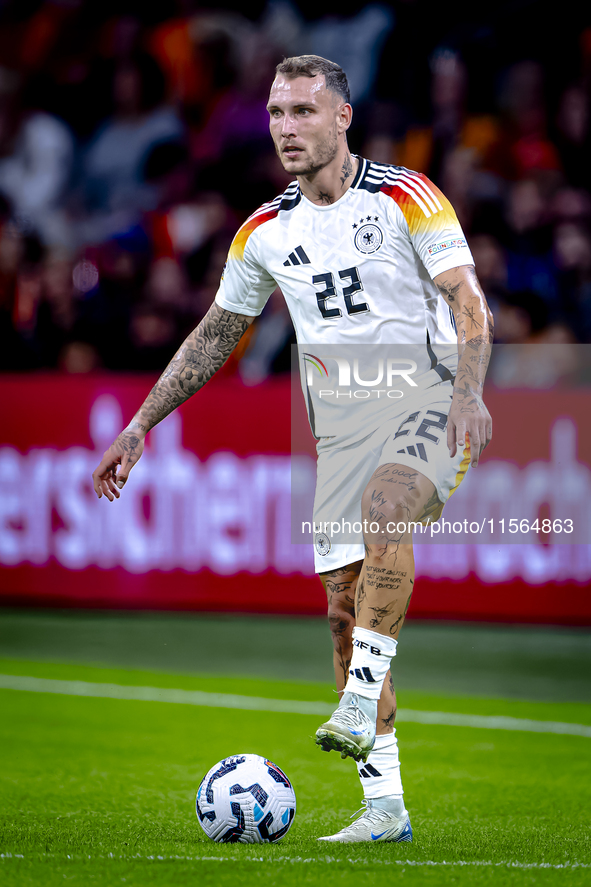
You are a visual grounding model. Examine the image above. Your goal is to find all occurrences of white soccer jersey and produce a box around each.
[215,158,474,439]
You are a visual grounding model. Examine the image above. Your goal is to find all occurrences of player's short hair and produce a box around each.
[275,55,350,105]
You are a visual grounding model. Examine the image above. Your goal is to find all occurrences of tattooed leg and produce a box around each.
[321,562,361,691]
[378,670,397,736]
[358,464,440,640]
[320,560,397,735]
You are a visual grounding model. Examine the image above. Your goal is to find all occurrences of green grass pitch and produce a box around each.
[0,611,590,886]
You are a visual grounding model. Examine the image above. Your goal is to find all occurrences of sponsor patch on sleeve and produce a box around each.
[427,237,468,256]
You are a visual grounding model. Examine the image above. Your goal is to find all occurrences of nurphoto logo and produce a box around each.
[303,353,418,400]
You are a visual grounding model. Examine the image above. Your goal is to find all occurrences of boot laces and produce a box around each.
[349,800,391,826]
[330,699,370,731]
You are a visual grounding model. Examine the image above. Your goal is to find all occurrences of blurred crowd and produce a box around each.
[0,0,590,384]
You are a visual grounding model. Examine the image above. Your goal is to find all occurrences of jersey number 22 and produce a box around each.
[313,267,369,318]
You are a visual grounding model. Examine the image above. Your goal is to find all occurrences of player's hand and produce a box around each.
[447,392,492,468]
[92,430,145,500]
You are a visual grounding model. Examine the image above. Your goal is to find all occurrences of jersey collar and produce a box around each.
[350,155,366,189]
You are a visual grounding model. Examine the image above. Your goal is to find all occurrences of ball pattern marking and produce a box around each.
[196,754,296,844]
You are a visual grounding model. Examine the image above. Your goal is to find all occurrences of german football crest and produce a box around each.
[314,532,331,556]
[353,221,383,254]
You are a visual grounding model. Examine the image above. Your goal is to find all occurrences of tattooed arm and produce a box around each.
[92,303,253,500]
[433,265,494,467]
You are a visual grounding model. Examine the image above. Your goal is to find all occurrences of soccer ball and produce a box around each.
[196,753,296,844]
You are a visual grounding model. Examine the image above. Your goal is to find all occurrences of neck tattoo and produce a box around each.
[318,191,334,205]
[340,153,353,187]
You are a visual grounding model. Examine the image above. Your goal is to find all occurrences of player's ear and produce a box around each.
[339,102,353,133]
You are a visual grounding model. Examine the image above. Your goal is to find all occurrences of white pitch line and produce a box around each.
[0,674,332,716]
[397,708,591,738]
[1,674,590,738]
[1,853,589,869]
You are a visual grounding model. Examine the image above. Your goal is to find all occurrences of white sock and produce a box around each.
[357,730,404,800]
[344,626,398,701]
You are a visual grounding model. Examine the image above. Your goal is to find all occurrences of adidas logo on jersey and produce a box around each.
[397,443,428,462]
[283,246,311,266]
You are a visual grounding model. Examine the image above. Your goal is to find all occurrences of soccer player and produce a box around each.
[92,56,493,843]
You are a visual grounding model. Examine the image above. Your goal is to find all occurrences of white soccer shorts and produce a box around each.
[312,395,470,573]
